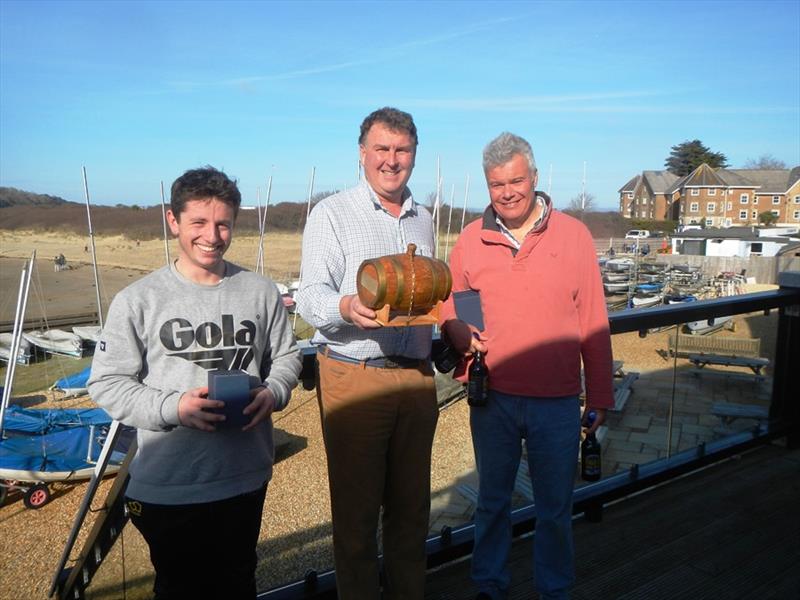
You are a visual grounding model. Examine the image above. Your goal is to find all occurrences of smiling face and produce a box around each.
[359,122,416,208]
[167,197,235,284]
[485,153,540,231]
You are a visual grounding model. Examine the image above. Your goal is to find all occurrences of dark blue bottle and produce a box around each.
[581,410,601,481]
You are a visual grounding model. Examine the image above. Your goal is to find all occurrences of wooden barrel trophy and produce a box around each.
[356,243,452,326]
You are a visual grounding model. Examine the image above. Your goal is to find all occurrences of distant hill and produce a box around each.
[0,187,76,208]
[0,186,652,240]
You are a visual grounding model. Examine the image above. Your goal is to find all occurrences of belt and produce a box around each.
[320,346,424,369]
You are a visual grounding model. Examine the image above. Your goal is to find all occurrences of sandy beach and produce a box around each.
[0,230,780,599]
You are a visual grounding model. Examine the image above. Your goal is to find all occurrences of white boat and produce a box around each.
[23,329,84,358]
[72,325,102,343]
[604,281,630,293]
[686,315,733,335]
[0,333,33,365]
[630,293,664,308]
[603,272,630,282]
[605,258,634,272]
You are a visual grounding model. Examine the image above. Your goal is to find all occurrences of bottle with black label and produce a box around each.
[581,409,602,481]
[467,351,489,407]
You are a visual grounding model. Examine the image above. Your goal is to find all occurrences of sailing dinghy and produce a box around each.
[23,329,84,358]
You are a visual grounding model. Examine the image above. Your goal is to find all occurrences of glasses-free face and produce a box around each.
[359,123,416,207]
[485,154,539,230]
[167,197,235,283]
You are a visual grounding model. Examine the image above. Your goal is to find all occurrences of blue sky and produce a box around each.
[1,0,798,212]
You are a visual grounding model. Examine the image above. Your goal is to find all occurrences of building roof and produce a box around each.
[641,170,680,195]
[618,175,640,193]
[683,163,726,187]
[726,169,792,194]
[715,169,754,187]
[620,165,800,197]
[666,173,689,194]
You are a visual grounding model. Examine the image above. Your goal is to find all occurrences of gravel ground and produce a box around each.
[0,386,475,600]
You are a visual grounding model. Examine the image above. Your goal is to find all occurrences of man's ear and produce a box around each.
[166,209,179,236]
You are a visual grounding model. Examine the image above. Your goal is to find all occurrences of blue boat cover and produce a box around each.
[53,365,91,392]
[3,406,111,435]
[0,425,112,474]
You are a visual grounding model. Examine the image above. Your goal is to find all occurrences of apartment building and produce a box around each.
[619,164,800,227]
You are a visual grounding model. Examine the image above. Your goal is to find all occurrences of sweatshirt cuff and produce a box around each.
[160,391,182,429]
[265,380,289,411]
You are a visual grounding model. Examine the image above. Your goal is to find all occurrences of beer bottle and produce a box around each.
[467,351,489,407]
[581,410,602,481]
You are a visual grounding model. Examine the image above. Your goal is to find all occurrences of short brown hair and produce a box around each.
[359,107,418,147]
[170,166,241,219]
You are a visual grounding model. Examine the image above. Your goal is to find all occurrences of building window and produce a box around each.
[705,218,713,226]
[740,194,749,203]
[739,210,748,219]
[771,210,780,217]
[793,195,800,204]
[707,202,716,212]
[724,218,732,227]
[753,197,759,205]
[690,202,699,212]
[626,192,633,199]
[793,210,800,220]
[727,201,732,210]
[752,210,758,219]
[750,242,763,256]
[690,189,700,196]
[708,188,717,196]
[773,196,781,204]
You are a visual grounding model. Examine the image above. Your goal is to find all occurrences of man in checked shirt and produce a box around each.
[295,107,438,599]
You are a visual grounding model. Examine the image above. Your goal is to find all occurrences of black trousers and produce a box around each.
[127,484,268,600]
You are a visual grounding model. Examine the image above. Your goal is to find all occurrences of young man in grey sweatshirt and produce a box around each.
[88,167,301,599]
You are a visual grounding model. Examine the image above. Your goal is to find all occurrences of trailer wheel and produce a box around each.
[0,485,7,506]
[24,483,50,509]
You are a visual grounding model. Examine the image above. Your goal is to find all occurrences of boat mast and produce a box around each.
[160,181,171,267]
[0,252,35,439]
[256,175,273,276]
[82,167,104,328]
[434,157,441,258]
[293,167,315,331]
[581,161,587,211]
[443,183,455,260]
[460,173,470,232]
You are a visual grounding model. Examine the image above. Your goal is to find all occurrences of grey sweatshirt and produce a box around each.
[88,262,302,504]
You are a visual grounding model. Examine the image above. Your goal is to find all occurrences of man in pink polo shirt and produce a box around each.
[440,132,613,600]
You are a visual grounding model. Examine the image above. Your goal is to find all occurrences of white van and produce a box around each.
[625,229,650,239]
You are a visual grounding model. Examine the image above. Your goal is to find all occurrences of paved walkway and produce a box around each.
[427,366,773,535]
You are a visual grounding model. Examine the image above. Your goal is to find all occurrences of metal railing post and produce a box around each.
[770,271,800,448]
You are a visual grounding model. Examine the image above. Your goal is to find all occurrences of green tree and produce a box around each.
[758,211,778,226]
[743,154,787,169]
[664,140,728,176]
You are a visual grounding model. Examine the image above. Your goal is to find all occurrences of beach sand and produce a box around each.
[0,230,781,599]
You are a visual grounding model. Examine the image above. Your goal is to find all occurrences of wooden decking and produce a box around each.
[424,442,800,599]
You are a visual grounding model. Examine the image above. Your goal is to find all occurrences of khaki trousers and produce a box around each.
[316,353,439,600]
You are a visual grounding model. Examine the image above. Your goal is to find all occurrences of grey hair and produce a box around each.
[482,132,537,174]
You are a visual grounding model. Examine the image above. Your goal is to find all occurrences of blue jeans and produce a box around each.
[470,392,580,600]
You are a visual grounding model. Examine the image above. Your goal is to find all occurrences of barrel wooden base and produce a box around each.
[373,301,442,327]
